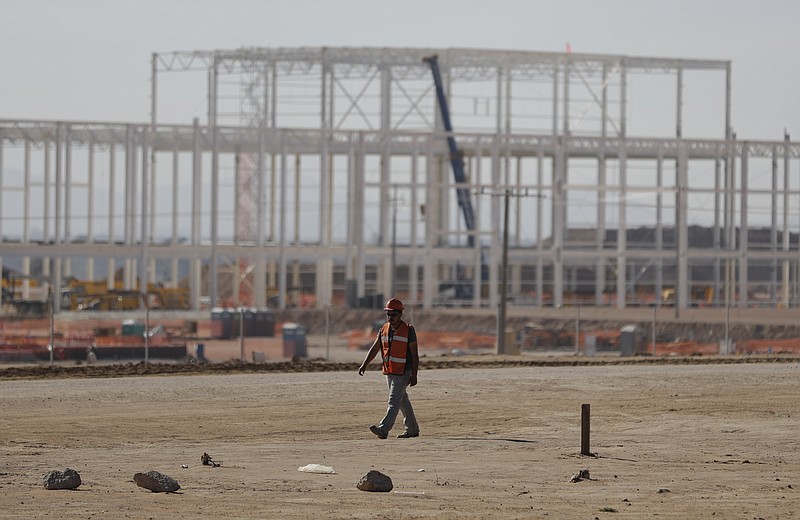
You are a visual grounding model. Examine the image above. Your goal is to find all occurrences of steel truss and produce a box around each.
[2,119,799,311]
[1,47,797,313]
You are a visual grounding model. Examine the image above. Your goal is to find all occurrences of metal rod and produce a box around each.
[652,305,657,355]
[48,285,54,365]
[239,307,245,362]
[325,305,330,360]
[144,297,150,364]
[391,185,397,297]
[724,304,730,354]
[497,189,510,354]
[581,403,591,456]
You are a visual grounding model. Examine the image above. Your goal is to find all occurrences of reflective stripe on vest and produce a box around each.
[381,321,410,375]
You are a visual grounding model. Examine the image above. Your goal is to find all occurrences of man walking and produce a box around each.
[358,297,420,439]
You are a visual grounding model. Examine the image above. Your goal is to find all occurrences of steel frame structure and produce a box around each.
[1,47,799,313]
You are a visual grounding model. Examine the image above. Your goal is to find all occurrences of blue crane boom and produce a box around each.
[423,55,476,247]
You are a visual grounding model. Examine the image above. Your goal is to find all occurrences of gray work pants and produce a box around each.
[378,370,419,435]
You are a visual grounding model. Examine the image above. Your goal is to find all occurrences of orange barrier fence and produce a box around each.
[646,341,722,356]
[341,330,375,350]
[344,328,800,356]
[343,330,496,351]
[417,331,496,350]
[94,335,180,347]
[735,338,800,354]
[0,333,93,347]
[522,329,622,349]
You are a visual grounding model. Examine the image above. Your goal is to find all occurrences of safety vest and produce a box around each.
[380,321,412,375]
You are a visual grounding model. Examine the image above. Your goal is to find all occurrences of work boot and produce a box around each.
[369,425,388,439]
[396,431,419,438]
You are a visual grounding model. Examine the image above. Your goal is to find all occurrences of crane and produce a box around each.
[423,55,476,247]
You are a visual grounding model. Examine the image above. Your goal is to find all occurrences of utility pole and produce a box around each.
[498,189,510,355]
[144,294,150,364]
[388,185,406,298]
[479,187,542,355]
[48,285,55,365]
[391,185,398,297]
[239,307,245,362]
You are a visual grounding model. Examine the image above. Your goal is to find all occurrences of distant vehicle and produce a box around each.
[1,271,51,316]
[60,279,190,311]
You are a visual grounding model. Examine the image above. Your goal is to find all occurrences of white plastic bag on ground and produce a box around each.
[298,463,336,474]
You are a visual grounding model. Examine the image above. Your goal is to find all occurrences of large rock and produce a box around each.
[356,470,393,492]
[43,468,81,490]
[133,471,181,493]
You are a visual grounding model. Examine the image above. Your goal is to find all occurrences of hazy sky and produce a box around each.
[1,0,798,140]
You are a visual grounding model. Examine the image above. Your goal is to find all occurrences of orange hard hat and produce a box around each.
[384,298,404,311]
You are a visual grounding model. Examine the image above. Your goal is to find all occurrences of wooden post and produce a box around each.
[581,403,591,455]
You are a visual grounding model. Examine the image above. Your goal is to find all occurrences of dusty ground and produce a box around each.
[0,352,798,519]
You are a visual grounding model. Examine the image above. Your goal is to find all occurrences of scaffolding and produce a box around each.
[1,47,799,312]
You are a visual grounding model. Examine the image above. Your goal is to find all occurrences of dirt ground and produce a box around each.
[0,352,798,519]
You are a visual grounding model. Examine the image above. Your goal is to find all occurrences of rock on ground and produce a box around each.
[43,468,81,490]
[357,470,393,492]
[133,471,181,493]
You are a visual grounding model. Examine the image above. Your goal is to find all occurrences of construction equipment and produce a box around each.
[1,271,51,316]
[661,285,714,307]
[61,279,190,311]
[61,279,114,311]
[146,284,190,310]
[60,279,136,311]
[424,55,490,304]
[3,270,192,313]
[691,286,714,307]
[423,55,477,247]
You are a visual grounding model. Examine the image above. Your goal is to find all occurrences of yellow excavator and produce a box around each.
[661,286,714,307]
[61,279,190,311]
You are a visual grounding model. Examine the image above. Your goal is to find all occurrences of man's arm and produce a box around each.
[408,337,419,386]
[358,335,382,376]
